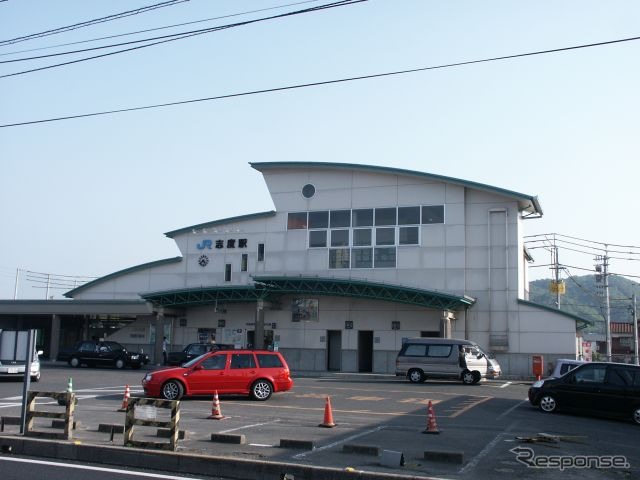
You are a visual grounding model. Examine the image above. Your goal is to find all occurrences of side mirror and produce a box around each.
[193,364,203,371]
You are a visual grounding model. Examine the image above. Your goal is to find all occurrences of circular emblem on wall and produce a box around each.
[198,254,209,267]
[302,183,315,198]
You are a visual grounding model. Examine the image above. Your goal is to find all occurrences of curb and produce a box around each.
[0,436,440,480]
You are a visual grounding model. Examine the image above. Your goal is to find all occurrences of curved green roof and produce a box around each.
[165,211,276,238]
[142,275,475,310]
[64,257,183,298]
[251,161,542,216]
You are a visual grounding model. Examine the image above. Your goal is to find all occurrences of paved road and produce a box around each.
[0,364,638,479]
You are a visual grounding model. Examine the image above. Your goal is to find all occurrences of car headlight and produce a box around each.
[144,373,153,381]
[532,380,545,388]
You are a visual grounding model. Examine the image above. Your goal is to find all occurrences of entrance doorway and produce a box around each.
[358,330,373,372]
[327,330,342,371]
[247,330,274,350]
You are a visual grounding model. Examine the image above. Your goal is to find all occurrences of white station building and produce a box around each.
[51,162,587,378]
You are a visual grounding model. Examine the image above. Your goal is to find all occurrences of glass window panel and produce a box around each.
[287,212,307,229]
[422,205,445,224]
[352,209,373,227]
[309,230,327,248]
[374,247,396,268]
[375,207,397,226]
[331,229,349,247]
[353,228,372,246]
[399,226,419,245]
[330,210,351,228]
[352,248,372,268]
[398,206,420,225]
[308,211,328,229]
[329,248,350,269]
[376,227,395,245]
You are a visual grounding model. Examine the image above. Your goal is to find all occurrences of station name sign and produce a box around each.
[197,239,248,250]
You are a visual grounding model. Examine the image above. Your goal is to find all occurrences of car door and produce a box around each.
[185,344,207,362]
[185,353,229,394]
[552,364,607,411]
[78,341,99,365]
[600,366,635,418]
[227,353,258,392]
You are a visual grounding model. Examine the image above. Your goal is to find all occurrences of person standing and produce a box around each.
[162,336,168,365]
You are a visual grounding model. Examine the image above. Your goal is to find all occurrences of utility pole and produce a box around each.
[634,294,639,366]
[595,251,612,362]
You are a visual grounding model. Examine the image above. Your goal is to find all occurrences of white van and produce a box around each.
[395,338,501,384]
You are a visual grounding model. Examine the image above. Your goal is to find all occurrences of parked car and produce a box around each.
[548,358,586,378]
[166,342,234,366]
[528,362,640,425]
[58,340,145,369]
[395,337,501,384]
[0,330,42,382]
[142,349,294,401]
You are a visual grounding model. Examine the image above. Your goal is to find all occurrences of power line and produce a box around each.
[3,30,640,128]
[0,0,364,79]
[0,0,189,47]
[0,0,323,58]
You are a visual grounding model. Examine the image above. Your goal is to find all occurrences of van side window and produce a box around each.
[427,345,452,357]
[607,367,633,387]
[404,345,427,356]
[574,365,607,384]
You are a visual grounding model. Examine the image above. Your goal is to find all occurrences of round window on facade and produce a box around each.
[302,184,315,199]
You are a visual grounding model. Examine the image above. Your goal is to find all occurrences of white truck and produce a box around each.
[0,330,42,381]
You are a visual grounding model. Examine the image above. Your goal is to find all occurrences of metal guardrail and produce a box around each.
[25,391,76,440]
[124,397,180,451]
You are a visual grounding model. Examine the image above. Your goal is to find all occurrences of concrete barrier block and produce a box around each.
[424,450,464,464]
[279,438,315,450]
[98,423,124,434]
[157,428,186,439]
[51,419,79,429]
[210,433,245,444]
[342,444,380,456]
[380,449,405,467]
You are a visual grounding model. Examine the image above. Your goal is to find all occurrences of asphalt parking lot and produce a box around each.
[0,364,638,480]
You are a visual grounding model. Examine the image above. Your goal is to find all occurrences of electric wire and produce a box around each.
[0,0,364,78]
[2,30,640,128]
[0,0,189,47]
[0,0,323,58]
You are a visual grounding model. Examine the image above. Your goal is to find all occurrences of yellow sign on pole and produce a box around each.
[549,281,566,295]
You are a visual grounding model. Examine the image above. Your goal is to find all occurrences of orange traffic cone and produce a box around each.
[423,400,440,434]
[318,396,336,428]
[207,391,225,420]
[117,385,131,412]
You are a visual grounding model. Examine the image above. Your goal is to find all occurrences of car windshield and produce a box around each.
[182,352,209,368]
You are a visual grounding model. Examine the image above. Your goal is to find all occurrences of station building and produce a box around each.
[0,163,589,377]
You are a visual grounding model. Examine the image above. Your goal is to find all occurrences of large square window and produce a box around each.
[422,205,445,224]
[375,207,397,226]
[329,248,350,269]
[376,227,395,245]
[374,247,396,268]
[399,226,419,245]
[330,210,351,228]
[287,212,307,229]
[331,229,349,247]
[352,248,372,268]
[353,228,372,246]
[398,206,420,225]
[309,230,327,248]
[352,209,373,227]
[308,211,329,229]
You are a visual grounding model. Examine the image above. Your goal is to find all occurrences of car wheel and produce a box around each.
[115,358,125,369]
[31,372,40,382]
[539,395,558,413]
[462,370,475,385]
[632,406,640,425]
[408,369,425,383]
[69,357,80,368]
[161,380,184,400]
[251,379,273,401]
[472,371,481,384]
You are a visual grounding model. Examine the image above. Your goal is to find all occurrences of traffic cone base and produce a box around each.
[208,391,225,420]
[319,396,336,428]
[423,400,440,434]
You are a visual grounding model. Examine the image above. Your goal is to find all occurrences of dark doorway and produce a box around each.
[327,330,342,371]
[358,330,373,372]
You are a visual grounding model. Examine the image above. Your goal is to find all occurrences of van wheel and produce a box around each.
[632,406,640,425]
[472,371,481,384]
[462,370,475,385]
[408,369,425,383]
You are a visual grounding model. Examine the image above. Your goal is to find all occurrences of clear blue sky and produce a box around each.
[2,0,639,299]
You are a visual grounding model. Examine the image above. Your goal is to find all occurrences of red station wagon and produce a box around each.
[142,349,294,401]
